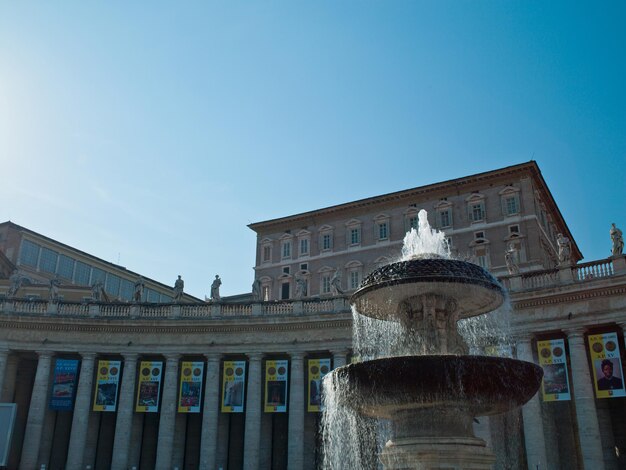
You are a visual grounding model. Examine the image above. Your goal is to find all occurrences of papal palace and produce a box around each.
[0,161,625,470]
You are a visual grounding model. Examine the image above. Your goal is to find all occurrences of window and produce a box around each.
[434,200,453,229]
[120,279,134,300]
[474,231,485,241]
[470,203,484,222]
[91,267,106,285]
[282,266,290,275]
[475,247,489,269]
[263,245,271,262]
[499,186,521,216]
[300,263,308,272]
[19,240,40,267]
[281,282,290,300]
[439,209,452,228]
[378,222,388,240]
[322,234,331,250]
[509,225,520,235]
[321,275,331,294]
[350,271,360,290]
[262,285,270,301]
[504,196,518,215]
[39,247,58,273]
[350,228,360,245]
[105,275,121,297]
[409,216,418,230]
[300,238,309,256]
[57,255,75,279]
[74,261,91,285]
[146,288,159,303]
[282,241,291,259]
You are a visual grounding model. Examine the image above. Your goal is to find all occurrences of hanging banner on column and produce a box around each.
[49,359,79,411]
[537,339,571,402]
[308,358,331,412]
[178,361,204,413]
[264,359,288,413]
[135,361,163,412]
[589,333,626,399]
[221,360,246,413]
[93,360,121,412]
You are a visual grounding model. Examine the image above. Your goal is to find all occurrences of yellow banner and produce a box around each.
[589,333,626,399]
[178,361,204,413]
[308,358,331,412]
[221,361,246,413]
[264,360,288,413]
[93,360,121,412]
[537,339,570,402]
[135,361,162,412]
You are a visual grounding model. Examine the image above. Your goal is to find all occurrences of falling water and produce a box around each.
[401,210,450,260]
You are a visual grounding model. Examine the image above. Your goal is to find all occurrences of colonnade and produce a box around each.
[1,348,349,470]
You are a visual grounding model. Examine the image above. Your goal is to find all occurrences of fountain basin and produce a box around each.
[330,355,542,419]
[352,259,505,321]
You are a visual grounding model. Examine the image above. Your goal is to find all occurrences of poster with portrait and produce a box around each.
[264,359,288,413]
[308,358,331,412]
[178,361,204,413]
[92,360,121,412]
[537,339,571,402]
[49,359,79,411]
[221,360,246,413]
[589,332,626,399]
[135,361,163,412]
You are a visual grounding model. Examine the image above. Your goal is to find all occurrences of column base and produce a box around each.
[380,436,495,470]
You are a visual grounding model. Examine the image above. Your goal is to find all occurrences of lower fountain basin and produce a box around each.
[330,355,542,419]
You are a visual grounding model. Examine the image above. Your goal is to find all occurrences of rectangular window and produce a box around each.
[322,276,331,294]
[19,240,40,267]
[300,239,309,255]
[350,228,360,245]
[91,267,106,285]
[439,209,452,228]
[409,216,418,230]
[350,271,360,290]
[74,261,91,285]
[120,279,134,300]
[160,294,172,303]
[105,274,121,297]
[262,285,270,301]
[282,241,291,259]
[146,288,159,303]
[378,223,388,240]
[39,247,58,273]
[509,225,520,235]
[263,246,271,262]
[470,203,484,222]
[505,196,519,215]
[322,234,332,250]
[282,266,290,275]
[281,282,290,300]
[475,248,488,268]
[57,255,75,279]
[300,263,308,271]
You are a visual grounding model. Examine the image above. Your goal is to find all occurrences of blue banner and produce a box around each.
[49,359,79,411]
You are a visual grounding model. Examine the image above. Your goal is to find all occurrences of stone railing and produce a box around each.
[0,296,351,320]
[521,269,559,290]
[572,258,614,281]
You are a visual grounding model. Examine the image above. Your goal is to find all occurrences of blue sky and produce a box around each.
[1,2,624,298]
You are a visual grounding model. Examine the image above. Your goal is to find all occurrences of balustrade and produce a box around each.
[573,258,614,281]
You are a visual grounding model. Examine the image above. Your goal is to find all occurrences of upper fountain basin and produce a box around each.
[329,355,543,419]
[351,258,505,321]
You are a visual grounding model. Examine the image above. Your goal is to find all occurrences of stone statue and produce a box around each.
[556,233,571,265]
[330,270,344,296]
[295,277,307,299]
[133,277,145,302]
[7,270,21,298]
[610,223,624,256]
[91,280,103,301]
[504,243,520,275]
[173,275,184,301]
[49,276,61,302]
[252,279,262,301]
[211,275,222,301]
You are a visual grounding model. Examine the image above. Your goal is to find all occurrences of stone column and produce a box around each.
[332,349,348,368]
[199,355,221,470]
[243,353,263,470]
[0,348,9,397]
[516,336,548,470]
[66,352,97,469]
[111,353,138,470]
[155,354,181,470]
[1,353,18,402]
[567,329,605,470]
[19,351,53,470]
[287,352,305,470]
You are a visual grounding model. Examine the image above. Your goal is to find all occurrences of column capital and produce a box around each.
[513,333,536,345]
[164,353,181,362]
[122,352,139,361]
[564,328,587,340]
[80,352,97,361]
[290,351,305,361]
[247,352,264,361]
[204,353,222,363]
[34,350,53,358]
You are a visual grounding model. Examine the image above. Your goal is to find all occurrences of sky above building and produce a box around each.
[1,2,624,298]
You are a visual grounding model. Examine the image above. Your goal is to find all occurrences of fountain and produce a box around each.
[323,210,542,469]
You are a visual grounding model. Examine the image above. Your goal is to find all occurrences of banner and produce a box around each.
[308,358,331,412]
[537,339,571,402]
[178,361,204,413]
[93,360,121,412]
[135,361,163,412]
[221,360,246,413]
[50,359,79,411]
[589,332,626,399]
[265,359,288,413]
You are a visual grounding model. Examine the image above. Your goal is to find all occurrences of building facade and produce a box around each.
[0,161,624,470]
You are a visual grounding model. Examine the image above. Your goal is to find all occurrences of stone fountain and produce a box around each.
[324,210,542,469]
